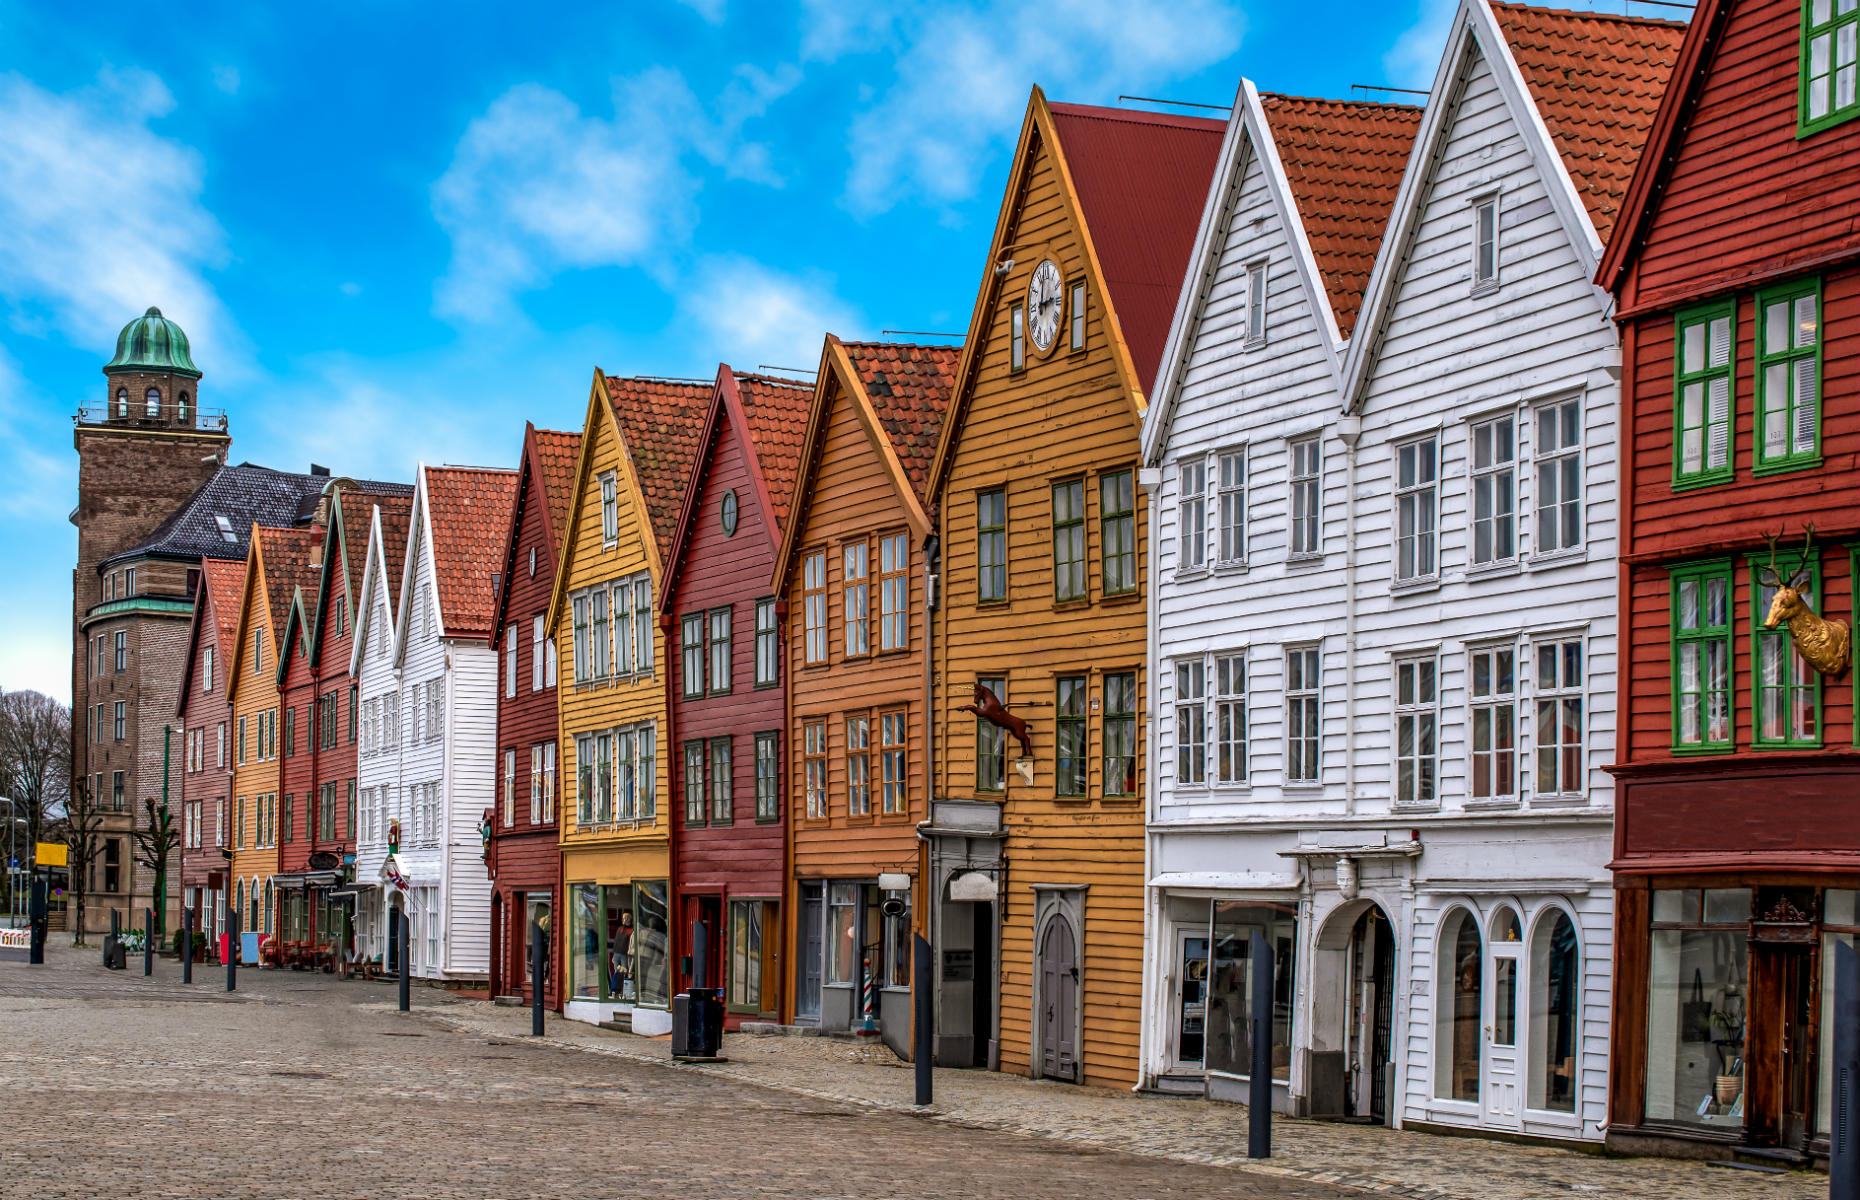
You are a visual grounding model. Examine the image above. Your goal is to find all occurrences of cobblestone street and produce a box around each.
[0,945,1822,1200]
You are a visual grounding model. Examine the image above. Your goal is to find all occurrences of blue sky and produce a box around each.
[0,0,1668,701]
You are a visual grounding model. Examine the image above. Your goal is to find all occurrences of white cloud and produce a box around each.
[675,255,859,371]
[0,69,242,372]
[431,65,797,324]
[1383,0,1460,90]
[821,0,1244,215]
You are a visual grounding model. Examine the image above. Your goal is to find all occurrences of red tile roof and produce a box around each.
[1489,3,1687,246]
[256,526,322,635]
[1260,94,1422,339]
[533,429,582,544]
[603,375,712,565]
[840,342,960,505]
[424,465,518,641]
[202,557,246,652]
[375,496,415,618]
[339,489,413,604]
[1047,103,1227,397]
[733,374,815,530]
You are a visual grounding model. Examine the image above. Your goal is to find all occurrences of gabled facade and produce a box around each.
[927,90,1223,1087]
[1140,82,1420,1112]
[176,558,245,952]
[548,372,708,1030]
[660,366,812,1028]
[776,339,956,1051]
[489,424,579,1010]
[351,499,415,969]
[1597,0,1860,1162]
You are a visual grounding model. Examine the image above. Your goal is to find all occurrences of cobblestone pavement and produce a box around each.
[0,945,1347,1200]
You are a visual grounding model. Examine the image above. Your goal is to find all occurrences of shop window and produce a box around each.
[1204,900,1295,1082]
[1529,908,1579,1114]
[1644,887,1750,1129]
[570,883,602,1000]
[635,881,670,1006]
[1435,907,1483,1102]
[729,899,768,1014]
[827,882,859,985]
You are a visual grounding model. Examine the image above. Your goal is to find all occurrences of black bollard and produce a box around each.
[914,933,933,1106]
[182,907,193,984]
[226,910,239,993]
[107,907,120,968]
[398,908,411,1012]
[143,907,153,976]
[1832,940,1860,1200]
[1248,930,1274,1160]
[27,876,46,965]
[530,918,545,1037]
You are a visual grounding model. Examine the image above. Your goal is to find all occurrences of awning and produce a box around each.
[271,870,344,891]
[329,881,378,899]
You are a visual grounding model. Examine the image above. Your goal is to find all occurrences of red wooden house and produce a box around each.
[660,367,813,1024]
[1598,0,1860,1162]
[489,424,580,1008]
[273,480,414,968]
[176,558,245,952]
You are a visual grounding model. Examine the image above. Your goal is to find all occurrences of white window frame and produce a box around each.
[505,623,518,698]
[1533,397,1584,559]
[1216,447,1247,567]
[1394,654,1439,808]
[1467,640,1519,803]
[1469,413,1517,568]
[1245,259,1268,347]
[1173,658,1206,787]
[532,616,545,691]
[1532,633,1586,801]
[1394,437,1439,585]
[1288,436,1322,560]
[599,471,619,546]
[1285,645,1321,786]
[1176,458,1206,574]
[503,748,517,827]
[1471,192,1499,292]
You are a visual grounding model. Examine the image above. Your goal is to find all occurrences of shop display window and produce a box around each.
[1644,887,1750,1129]
[1205,900,1296,1082]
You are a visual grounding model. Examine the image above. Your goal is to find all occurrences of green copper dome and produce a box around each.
[104,307,202,379]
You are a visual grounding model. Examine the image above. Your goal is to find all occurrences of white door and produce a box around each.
[1485,907,1523,1128]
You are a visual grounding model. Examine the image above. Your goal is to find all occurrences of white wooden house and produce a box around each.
[349,463,515,981]
[1142,0,1682,1143]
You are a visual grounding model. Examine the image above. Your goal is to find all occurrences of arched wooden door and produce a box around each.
[1040,916,1079,1082]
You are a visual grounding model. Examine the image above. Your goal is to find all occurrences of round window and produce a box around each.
[721,489,739,536]
[528,546,537,578]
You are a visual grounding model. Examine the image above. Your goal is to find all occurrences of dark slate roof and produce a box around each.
[102,463,357,572]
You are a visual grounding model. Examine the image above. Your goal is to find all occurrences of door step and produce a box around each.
[598,1013,633,1034]
[1729,1145,1808,1167]
[1144,1074,1206,1097]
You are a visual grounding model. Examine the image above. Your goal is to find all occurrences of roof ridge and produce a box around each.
[1046,100,1228,130]
[1261,91,1425,112]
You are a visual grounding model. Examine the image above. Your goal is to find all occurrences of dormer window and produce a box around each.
[1472,194,1500,291]
[214,514,237,543]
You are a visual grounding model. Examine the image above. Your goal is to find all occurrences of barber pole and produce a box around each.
[860,955,877,1034]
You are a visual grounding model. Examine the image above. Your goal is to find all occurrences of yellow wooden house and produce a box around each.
[925,88,1224,1086]
[548,370,709,1029]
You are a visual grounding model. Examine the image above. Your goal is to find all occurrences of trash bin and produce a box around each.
[672,988,724,1059]
[103,938,127,970]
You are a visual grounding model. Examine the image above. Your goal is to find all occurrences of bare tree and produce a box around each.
[0,689,69,915]
[64,776,106,946]
[130,797,179,939]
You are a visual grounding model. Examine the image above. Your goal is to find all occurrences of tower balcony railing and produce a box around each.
[75,405,229,432]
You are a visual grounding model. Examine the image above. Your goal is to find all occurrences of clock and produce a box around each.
[1027,259,1063,353]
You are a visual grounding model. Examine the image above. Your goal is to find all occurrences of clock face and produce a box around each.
[1027,259,1063,352]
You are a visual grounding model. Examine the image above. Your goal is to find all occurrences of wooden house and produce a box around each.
[1596,0,1860,1163]
[926,90,1223,1086]
[351,499,415,969]
[771,339,958,1052]
[1139,82,1420,1112]
[489,425,580,1009]
[660,367,812,1027]
[548,372,709,1030]
[175,558,245,953]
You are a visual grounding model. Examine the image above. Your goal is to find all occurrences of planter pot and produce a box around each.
[1715,1075,1743,1106]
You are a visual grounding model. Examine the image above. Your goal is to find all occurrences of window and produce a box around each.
[113,701,125,742]
[1010,304,1025,371]
[145,387,160,418]
[1051,480,1085,601]
[284,707,295,757]
[804,721,828,818]
[238,716,248,765]
[1214,653,1247,785]
[803,551,828,665]
[1286,647,1321,784]
[254,628,265,673]
[879,713,906,814]
[1395,656,1438,806]
[614,579,634,676]
[528,744,544,824]
[1644,887,1751,1129]
[755,731,779,822]
[729,898,769,1014]
[1468,644,1516,800]
[635,726,656,820]
[1754,556,1820,747]
[675,738,706,827]
[634,579,653,677]
[347,781,355,840]
[1102,470,1136,595]
[1177,459,1206,572]
[1216,451,1245,566]
[114,631,127,673]
[178,391,190,424]
[845,716,870,817]
[1396,438,1438,582]
[1671,562,1733,750]
[591,588,609,679]
[709,737,733,824]
[681,614,705,699]
[1801,0,1860,133]
[1755,279,1821,469]
[595,732,614,823]
[1536,638,1585,795]
[708,607,732,694]
[320,785,337,841]
[203,646,214,692]
[599,472,618,544]
[1055,676,1088,797]
[843,541,869,656]
[1245,260,1267,345]
[976,676,1007,792]
[1104,672,1137,797]
[1290,437,1321,558]
[349,685,357,744]
[977,489,1007,603]
[216,722,226,768]
[505,623,518,698]
[576,734,594,824]
[1174,660,1206,786]
[1534,400,1583,555]
[755,598,778,686]
[1435,908,1483,1102]
[828,882,859,985]
[124,567,136,595]
[1069,280,1086,350]
[1470,415,1516,565]
[504,749,517,826]
[879,534,908,651]
[114,387,127,417]
[1674,301,1734,486]
[1472,195,1499,289]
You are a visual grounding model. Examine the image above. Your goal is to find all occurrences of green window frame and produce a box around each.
[1751,552,1822,749]
[977,489,1007,604]
[1052,479,1086,601]
[1800,0,1860,137]
[1669,560,1734,753]
[1672,299,1735,489]
[1101,470,1136,595]
[1754,277,1822,472]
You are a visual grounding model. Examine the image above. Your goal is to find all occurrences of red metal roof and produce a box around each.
[734,374,815,530]
[840,341,961,506]
[1489,2,1687,246]
[533,429,582,545]
[603,375,712,566]
[1047,103,1227,396]
[424,465,518,641]
[1260,94,1422,339]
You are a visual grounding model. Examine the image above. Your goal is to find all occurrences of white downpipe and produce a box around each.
[1336,414,1362,817]
[1136,465,1163,1092]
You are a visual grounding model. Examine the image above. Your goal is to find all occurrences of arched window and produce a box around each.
[1530,908,1579,1113]
[234,881,244,929]
[177,390,191,426]
[145,387,160,418]
[263,879,274,934]
[1435,907,1483,1102]
[114,387,128,418]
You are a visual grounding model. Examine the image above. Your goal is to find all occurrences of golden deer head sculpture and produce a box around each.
[1758,525,1852,679]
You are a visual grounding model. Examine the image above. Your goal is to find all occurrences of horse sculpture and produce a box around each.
[957,682,1033,758]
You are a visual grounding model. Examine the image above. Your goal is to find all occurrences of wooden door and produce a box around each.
[1749,943,1816,1149]
[1040,916,1078,1082]
[799,884,823,1021]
